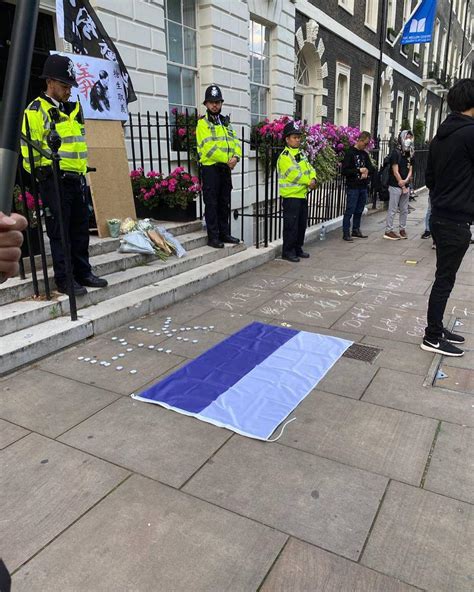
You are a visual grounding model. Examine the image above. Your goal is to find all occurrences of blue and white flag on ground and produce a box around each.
[132,322,352,440]
[401,0,438,45]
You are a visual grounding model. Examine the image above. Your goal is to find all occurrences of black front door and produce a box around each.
[0,1,56,108]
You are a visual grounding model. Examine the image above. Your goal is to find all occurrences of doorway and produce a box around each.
[0,1,56,108]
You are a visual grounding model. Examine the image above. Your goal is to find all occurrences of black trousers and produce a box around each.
[425,216,471,340]
[39,174,91,283]
[282,197,308,257]
[201,164,232,241]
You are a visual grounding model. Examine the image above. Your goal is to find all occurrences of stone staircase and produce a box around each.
[0,220,276,375]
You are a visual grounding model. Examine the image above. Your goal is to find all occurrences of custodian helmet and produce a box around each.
[283,121,303,138]
[203,84,224,104]
[40,54,79,88]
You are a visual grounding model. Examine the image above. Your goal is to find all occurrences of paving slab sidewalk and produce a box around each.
[1,189,473,591]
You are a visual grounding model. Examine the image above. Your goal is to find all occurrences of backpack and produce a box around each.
[373,154,392,201]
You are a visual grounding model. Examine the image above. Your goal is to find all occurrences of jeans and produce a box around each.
[424,197,432,232]
[201,164,232,241]
[343,187,367,235]
[282,197,308,257]
[425,216,471,340]
[386,186,409,231]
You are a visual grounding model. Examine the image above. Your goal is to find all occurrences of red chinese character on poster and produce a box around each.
[75,63,95,99]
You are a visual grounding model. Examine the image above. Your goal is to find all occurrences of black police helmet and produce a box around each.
[40,54,78,88]
[203,85,224,104]
[283,121,303,138]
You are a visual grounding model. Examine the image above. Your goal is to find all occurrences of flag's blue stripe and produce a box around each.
[138,322,298,413]
[200,332,352,439]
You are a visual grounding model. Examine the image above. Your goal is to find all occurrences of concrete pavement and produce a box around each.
[1,189,473,591]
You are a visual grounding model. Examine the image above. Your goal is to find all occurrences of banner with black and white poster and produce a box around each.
[55,0,137,104]
[53,52,128,121]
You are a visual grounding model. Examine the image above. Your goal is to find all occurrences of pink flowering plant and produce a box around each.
[252,118,374,184]
[171,108,199,162]
[252,115,293,163]
[13,185,43,227]
[130,167,201,210]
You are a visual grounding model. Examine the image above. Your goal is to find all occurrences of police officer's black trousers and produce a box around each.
[201,164,232,241]
[282,197,308,257]
[39,174,91,284]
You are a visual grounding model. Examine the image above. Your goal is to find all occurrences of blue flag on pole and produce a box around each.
[401,0,438,45]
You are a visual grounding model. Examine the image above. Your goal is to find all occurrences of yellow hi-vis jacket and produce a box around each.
[277,146,316,198]
[21,95,88,175]
[196,113,242,166]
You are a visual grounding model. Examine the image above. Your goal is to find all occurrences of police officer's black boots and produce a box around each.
[220,235,240,244]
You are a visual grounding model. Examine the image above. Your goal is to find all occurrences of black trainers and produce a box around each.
[296,250,310,258]
[442,328,465,344]
[421,230,431,239]
[420,337,464,357]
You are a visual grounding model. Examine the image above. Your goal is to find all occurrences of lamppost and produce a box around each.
[373,0,389,142]
[0,0,40,215]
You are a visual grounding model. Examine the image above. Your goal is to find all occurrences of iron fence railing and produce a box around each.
[14,120,78,319]
[125,113,430,248]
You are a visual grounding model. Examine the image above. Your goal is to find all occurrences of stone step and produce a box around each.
[0,229,209,306]
[20,219,204,273]
[0,241,245,338]
[0,245,274,375]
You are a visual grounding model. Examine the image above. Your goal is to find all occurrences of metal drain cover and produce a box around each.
[343,343,382,363]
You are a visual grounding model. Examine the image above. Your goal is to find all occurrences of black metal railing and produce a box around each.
[125,114,430,249]
[13,122,77,319]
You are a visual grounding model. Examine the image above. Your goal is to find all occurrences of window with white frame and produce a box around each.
[360,75,374,132]
[165,0,197,113]
[387,0,397,37]
[408,96,416,129]
[439,29,447,74]
[338,0,355,15]
[335,63,350,126]
[413,43,421,65]
[433,107,439,128]
[432,19,440,65]
[249,19,270,126]
[396,92,404,134]
[365,0,378,31]
[403,0,412,23]
[425,104,432,141]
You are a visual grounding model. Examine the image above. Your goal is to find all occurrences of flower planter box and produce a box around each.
[134,199,197,222]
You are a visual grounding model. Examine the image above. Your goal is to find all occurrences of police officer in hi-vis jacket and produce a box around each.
[196,85,241,248]
[22,54,107,296]
[277,121,317,262]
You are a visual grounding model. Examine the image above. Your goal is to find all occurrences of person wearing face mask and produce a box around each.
[196,85,241,249]
[341,131,376,242]
[21,54,107,296]
[383,130,414,240]
[277,121,317,262]
[421,78,474,357]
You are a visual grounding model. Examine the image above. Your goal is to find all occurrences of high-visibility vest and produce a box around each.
[277,146,316,198]
[21,96,88,175]
[196,113,242,166]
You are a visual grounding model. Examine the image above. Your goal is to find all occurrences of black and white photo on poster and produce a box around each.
[55,0,137,104]
[53,52,128,121]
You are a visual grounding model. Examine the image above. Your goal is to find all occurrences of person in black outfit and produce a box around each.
[341,131,376,241]
[421,78,474,357]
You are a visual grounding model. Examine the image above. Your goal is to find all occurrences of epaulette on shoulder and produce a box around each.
[28,99,41,112]
[281,149,289,156]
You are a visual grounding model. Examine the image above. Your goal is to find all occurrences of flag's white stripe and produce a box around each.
[200,332,352,440]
